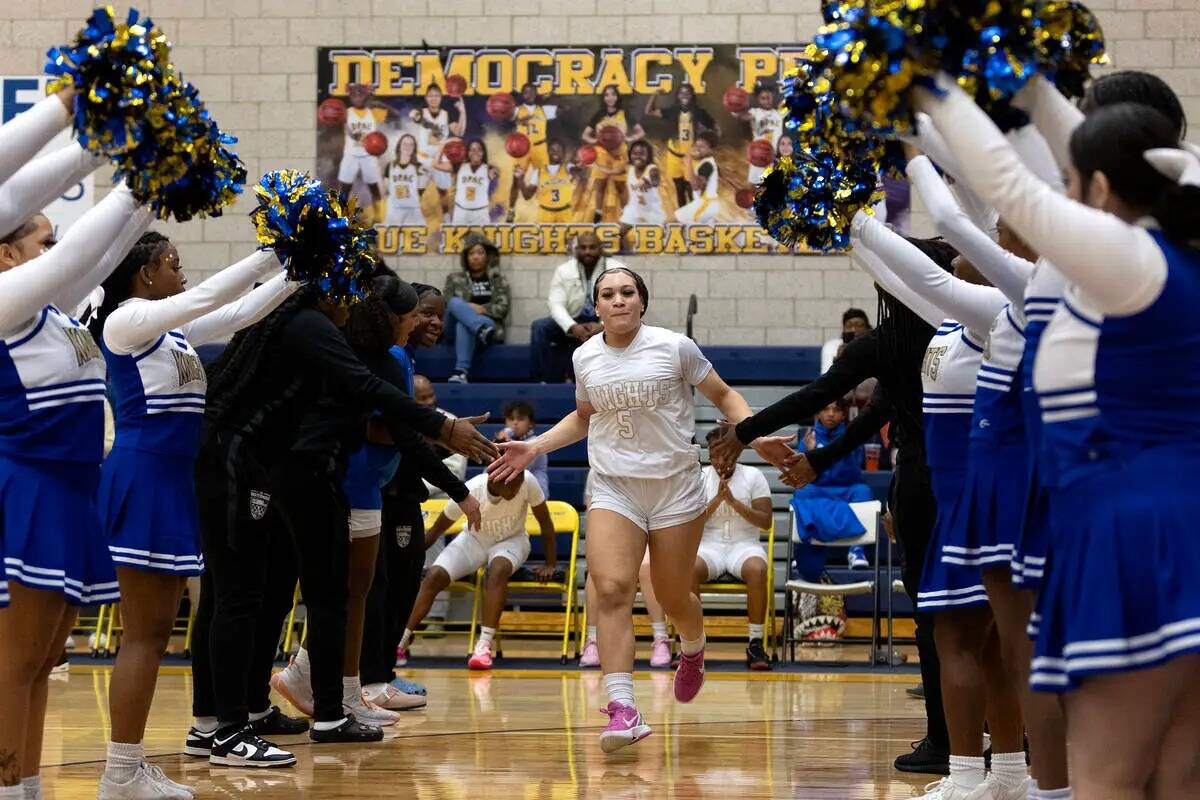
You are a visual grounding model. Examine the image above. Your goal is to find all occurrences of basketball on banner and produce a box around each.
[317,45,815,255]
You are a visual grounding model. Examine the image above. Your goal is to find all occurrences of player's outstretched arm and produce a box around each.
[488,402,593,483]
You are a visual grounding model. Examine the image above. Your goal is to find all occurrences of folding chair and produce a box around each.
[783,500,897,664]
[696,520,778,660]
[481,501,581,663]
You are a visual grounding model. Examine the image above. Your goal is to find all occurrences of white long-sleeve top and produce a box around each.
[0,143,106,239]
[102,249,285,354]
[848,234,944,329]
[921,75,1168,317]
[1011,75,1085,174]
[852,211,1007,339]
[0,185,149,336]
[907,155,1035,309]
[0,94,69,190]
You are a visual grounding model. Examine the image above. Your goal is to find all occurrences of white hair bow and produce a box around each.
[1144,146,1200,188]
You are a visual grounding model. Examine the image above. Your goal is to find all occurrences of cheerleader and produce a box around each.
[488,267,756,752]
[0,184,149,800]
[92,232,297,798]
[920,72,1200,800]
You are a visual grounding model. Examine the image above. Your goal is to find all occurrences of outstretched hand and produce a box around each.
[752,434,799,470]
[486,438,537,483]
[780,453,817,489]
[440,413,498,464]
[707,420,747,474]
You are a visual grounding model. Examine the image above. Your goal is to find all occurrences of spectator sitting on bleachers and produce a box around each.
[696,429,775,671]
[579,471,674,670]
[791,399,875,577]
[414,374,467,497]
[820,307,873,373]
[494,400,549,497]
[443,232,511,384]
[529,231,624,383]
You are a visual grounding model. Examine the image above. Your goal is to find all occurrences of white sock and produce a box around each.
[478,626,496,647]
[400,629,413,649]
[680,633,705,656]
[103,741,143,784]
[1040,788,1072,799]
[192,716,217,733]
[20,776,41,800]
[295,647,311,674]
[311,716,349,731]
[948,755,985,791]
[603,672,636,708]
[586,625,597,642]
[651,621,668,640]
[748,623,764,641]
[342,676,361,702]
[247,708,271,723]
[991,751,1028,788]
[0,786,23,799]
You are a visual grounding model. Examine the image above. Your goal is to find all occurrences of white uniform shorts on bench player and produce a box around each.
[433,532,531,581]
[348,509,382,540]
[588,466,706,533]
[697,540,768,581]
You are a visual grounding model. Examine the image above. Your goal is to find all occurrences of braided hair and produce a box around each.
[88,231,171,340]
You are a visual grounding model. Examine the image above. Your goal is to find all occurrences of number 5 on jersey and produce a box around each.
[617,410,635,439]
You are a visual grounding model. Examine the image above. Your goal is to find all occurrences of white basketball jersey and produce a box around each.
[445,472,545,544]
[344,107,379,158]
[701,464,771,543]
[455,163,490,210]
[748,107,783,148]
[626,165,663,211]
[697,156,719,198]
[386,162,426,210]
[417,108,450,159]
[573,325,713,479]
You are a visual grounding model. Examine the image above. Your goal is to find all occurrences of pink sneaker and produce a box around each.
[649,636,672,669]
[673,649,705,703]
[579,639,600,668]
[599,701,652,753]
[395,645,408,666]
[467,642,493,671]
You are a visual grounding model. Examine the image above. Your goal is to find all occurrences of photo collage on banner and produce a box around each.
[317,46,810,256]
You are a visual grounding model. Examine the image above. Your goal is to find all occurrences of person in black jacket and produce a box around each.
[708,238,957,776]
[187,284,496,768]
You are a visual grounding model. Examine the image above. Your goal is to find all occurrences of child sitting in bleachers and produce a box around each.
[791,399,875,575]
[494,400,549,497]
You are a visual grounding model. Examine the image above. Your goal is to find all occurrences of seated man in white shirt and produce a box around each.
[695,428,775,670]
[820,307,873,372]
[399,471,556,671]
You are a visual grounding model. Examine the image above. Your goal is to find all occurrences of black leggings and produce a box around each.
[360,498,425,686]
[196,447,350,725]
[891,460,949,751]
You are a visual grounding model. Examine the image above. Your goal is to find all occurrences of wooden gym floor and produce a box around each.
[39,652,936,800]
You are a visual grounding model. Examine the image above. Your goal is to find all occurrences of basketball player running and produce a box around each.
[450,140,499,226]
[338,84,395,223]
[645,83,718,210]
[410,84,466,218]
[675,132,721,226]
[732,84,783,186]
[618,141,665,251]
[383,134,429,228]
[518,141,582,224]
[581,86,645,224]
[507,83,558,221]
[489,267,781,753]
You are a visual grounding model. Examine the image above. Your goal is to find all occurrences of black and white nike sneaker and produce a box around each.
[208,725,297,768]
[183,727,215,758]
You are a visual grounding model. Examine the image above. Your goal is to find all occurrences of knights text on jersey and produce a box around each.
[573,325,712,479]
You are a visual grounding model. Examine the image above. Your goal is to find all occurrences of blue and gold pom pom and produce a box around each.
[251,170,378,306]
[47,7,245,221]
[1031,1,1108,98]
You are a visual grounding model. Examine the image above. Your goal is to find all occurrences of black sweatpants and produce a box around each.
[890,459,949,751]
[359,497,425,686]
[196,446,350,726]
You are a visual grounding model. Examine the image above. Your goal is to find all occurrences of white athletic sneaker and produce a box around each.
[139,764,194,799]
[362,683,426,711]
[984,775,1030,800]
[97,763,193,799]
[269,658,314,717]
[915,778,995,800]
[344,691,401,726]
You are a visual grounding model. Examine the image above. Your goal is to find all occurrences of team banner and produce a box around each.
[1,76,95,235]
[316,46,811,256]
